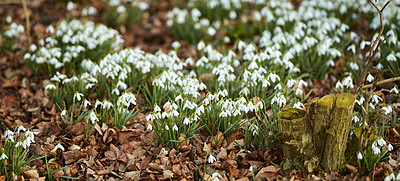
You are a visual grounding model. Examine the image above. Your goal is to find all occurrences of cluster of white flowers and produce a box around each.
[3,126,38,150]
[3,22,25,38]
[24,20,123,71]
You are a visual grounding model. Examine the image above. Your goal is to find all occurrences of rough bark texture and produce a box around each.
[277,93,355,173]
[277,107,313,170]
[322,94,355,172]
[313,95,335,161]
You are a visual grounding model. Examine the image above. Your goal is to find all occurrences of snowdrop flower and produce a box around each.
[116,5,126,13]
[377,138,386,147]
[45,84,56,90]
[0,153,7,160]
[61,110,67,117]
[183,117,191,125]
[17,125,26,135]
[390,87,399,94]
[385,173,396,181]
[355,97,365,105]
[173,125,178,131]
[295,88,303,96]
[376,63,384,69]
[66,2,76,11]
[371,94,382,104]
[147,124,153,131]
[197,41,205,51]
[388,144,393,151]
[267,73,280,83]
[352,115,360,123]
[208,27,216,36]
[372,142,381,155]
[357,152,363,160]
[274,83,282,90]
[349,62,359,70]
[335,81,343,89]
[287,79,296,88]
[73,92,84,101]
[175,95,183,102]
[211,172,221,181]
[387,53,397,62]
[342,76,354,89]
[112,88,120,95]
[327,60,335,67]
[249,124,259,136]
[271,93,286,107]
[89,111,99,124]
[208,154,216,164]
[369,103,375,109]
[165,125,169,130]
[382,106,392,115]
[83,100,91,108]
[171,41,181,49]
[52,143,65,152]
[95,100,102,109]
[366,74,374,83]
[4,130,15,142]
[293,102,305,109]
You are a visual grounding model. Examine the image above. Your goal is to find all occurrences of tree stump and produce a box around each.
[277,93,355,173]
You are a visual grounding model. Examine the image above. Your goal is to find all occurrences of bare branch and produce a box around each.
[361,77,400,90]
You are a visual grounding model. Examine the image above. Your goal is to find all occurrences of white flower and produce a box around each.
[390,87,399,94]
[369,103,375,109]
[95,100,102,108]
[355,97,365,105]
[147,124,153,131]
[377,138,386,147]
[287,79,296,88]
[165,125,169,130]
[211,172,221,181]
[83,100,91,108]
[382,106,392,115]
[45,84,56,90]
[335,81,343,89]
[295,88,303,96]
[208,154,216,164]
[175,95,183,102]
[388,144,393,151]
[61,110,67,117]
[173,125,178,131]
[183,117,191,125]
[102,101,113,109]
[208,27,216,36]
[73,92,84,101]
[52,143,65,152]
[4,130,15,142]
[0,153,8,160]
[352,116,360,123]
[17,125,26,135]
[372,142,381,155]
[66,2,76,11]
[371,94,382,104]
[271,93,286,107]
[385,173,396,181]
[357,152,363,160]
[171,41,181,49]
[154,105,161,112]
[293,102,305,109]
[366,74,374,83]
[342,76,354,89]
[116,5,126,13]
[89,111,99,124]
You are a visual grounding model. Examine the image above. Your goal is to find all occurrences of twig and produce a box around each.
[21,0,31,45]
[355,0,391,95]
[361,77,400,89]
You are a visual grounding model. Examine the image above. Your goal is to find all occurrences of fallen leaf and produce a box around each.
[255,166,281,180]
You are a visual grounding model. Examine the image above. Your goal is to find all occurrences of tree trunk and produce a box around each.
[277,93,355,173]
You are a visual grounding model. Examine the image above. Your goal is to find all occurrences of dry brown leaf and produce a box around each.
[119,129,141,144]
[63,150,86,164]
[255,166,281,180]
[211,131,224,148]
[22,170,39,179]
[344,164,358,175]
[217,147,227,160]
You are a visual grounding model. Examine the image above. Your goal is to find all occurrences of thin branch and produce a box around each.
[22,0,31,45]
[355,0,391,95]
[361,77,400,90]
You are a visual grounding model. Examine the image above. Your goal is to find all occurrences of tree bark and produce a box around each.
[277,93,355,173]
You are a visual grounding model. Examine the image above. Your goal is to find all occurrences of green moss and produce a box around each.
[336,93,355,108]
[318,95,334,106]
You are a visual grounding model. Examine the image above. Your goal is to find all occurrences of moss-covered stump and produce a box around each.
[277,107,314,171]
[277,93,355,173]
